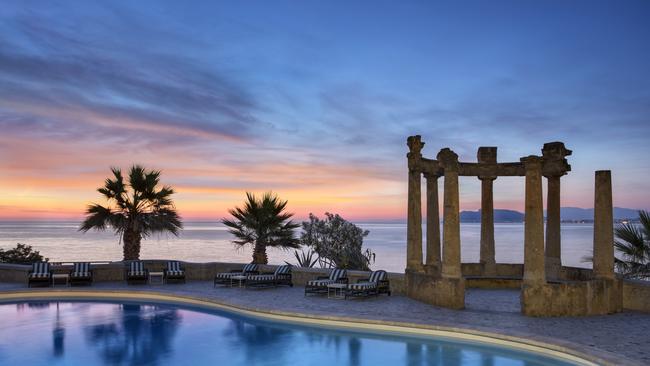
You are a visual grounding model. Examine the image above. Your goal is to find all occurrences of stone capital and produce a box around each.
[407,135,424,156]
[521,155,543,170]
[423,172,441,180]
[437,148,459,171]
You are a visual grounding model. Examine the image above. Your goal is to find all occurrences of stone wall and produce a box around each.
[461,263,523,277]
[406,270,465,309]
[622,280,650,313]
[521,278,623,317]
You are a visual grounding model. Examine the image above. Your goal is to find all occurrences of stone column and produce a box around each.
[438,148,461,279]
[545,176,562,268]
[479,177,497,276]
[425,173,441,272]
[593,170,614,279]
[521,156,545,286]
[406,136,424,271]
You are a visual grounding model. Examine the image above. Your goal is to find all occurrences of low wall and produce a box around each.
[622,279,650,313]
[522,278,623,317]
[0,261,407,295]
[406,270,465,309]
[461,263,523,277]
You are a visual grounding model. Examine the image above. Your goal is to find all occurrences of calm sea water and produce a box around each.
[0,221,595,272]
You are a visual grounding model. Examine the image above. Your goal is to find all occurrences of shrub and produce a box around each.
[300,213,375,271]
[0,243,48,264]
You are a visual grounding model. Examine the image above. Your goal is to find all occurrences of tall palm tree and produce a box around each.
[222,192,300,264]
[614,210,650,279]
[79,165,182,260]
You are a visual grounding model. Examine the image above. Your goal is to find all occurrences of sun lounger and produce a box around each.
[28,262,52,287]
[346,270,390,298]
[69,262,93,286]
[304,268,348,296]
[126,261,148,285]
[213,263,259,287]
[164,261,186,283]
[246,264,292,288]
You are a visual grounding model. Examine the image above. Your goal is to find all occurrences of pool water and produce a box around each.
[0,301,580,366]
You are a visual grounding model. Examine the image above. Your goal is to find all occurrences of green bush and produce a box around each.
[0,243,48,264]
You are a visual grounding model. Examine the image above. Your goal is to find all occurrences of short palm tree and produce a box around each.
[222,192,300,264]
[79,165,182,260]
[614,210,650,279]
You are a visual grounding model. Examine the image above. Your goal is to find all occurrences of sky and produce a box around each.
[0,0,649,221]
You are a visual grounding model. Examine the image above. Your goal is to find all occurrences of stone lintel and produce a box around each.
[458,162,525,177]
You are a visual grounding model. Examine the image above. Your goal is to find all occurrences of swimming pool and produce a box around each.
[0,300,589,366]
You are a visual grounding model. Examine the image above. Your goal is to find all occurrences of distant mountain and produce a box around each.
[560,207,641,221]
[459,207,642,223]
[460,209,524,223]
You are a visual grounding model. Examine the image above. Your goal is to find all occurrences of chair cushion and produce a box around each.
[167,261,182,272]
[215,272,238,279]
[166,270,185,277]
[243,263,258,272]
[329,268,346,281]
[31,262,50,276]
[29,272,50,279]
[128,271,147,277]
[129,261,144,272]
[368,270,387,283]
[274,265,291,276]
[307,279,335,287]
[349,282,377,290]
[248,274,276,281]
[71,272,91,278]
[73,262,90,273]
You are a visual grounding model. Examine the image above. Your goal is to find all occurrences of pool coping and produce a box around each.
[0,288,637,366]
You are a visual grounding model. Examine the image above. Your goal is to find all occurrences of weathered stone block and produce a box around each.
[406,270,464,309]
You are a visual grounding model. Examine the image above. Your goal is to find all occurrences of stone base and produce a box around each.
[406,270,465,309]
[521,278,622,317]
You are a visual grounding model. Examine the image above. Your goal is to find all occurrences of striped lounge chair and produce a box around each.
[246,265,292,288]
[164,261,186,283]
[347,270,390,298]
[126,261,148,285]
[304,268,348,296]
[213,263,259,287]
[69,262,93,286]
[28,262,52,287]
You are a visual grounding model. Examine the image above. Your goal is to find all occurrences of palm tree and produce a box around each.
[222,192,300,264]
[79,165,182,260]
[614,210,650,279]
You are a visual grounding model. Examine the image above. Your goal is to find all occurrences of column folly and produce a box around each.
[406,135,424,272]
[437,148,461,279]
[521,155,546,286]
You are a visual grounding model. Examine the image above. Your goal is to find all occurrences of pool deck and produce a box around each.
[1,281,648,365]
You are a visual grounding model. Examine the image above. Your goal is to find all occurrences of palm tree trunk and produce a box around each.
[123,230,142,261]
[252,241,268,264]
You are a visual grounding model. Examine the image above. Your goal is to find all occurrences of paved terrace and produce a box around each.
[1,281,648,365]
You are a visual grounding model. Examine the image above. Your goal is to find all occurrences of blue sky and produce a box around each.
[0,0,648,220]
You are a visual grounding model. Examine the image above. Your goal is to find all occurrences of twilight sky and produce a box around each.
[0,0,649,221]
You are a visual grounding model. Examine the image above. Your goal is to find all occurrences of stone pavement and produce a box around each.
[1,281,648,365]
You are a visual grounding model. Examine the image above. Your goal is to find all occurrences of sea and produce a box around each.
[0,222,597,273]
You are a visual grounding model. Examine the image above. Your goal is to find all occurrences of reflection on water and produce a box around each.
[0,301,578,366]
[84,304,181,365]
